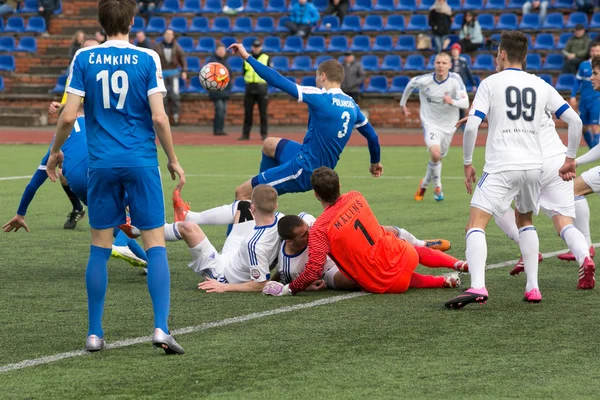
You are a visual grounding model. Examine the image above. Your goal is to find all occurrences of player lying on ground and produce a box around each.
[227,42,383,200]
[400,52,469,202]
[261,167,464,296]
[445,31,582,310]
[570,42,600,149]
[273,213,465,291]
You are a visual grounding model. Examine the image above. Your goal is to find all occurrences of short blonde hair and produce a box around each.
[251,185,278,215]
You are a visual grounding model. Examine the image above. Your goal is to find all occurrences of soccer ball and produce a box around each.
[199,62,230,92]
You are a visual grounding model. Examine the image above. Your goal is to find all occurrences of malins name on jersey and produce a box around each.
[332,98,355,108]
[502,128,537,135]
[333,197,365,230]
[88,53,139,66]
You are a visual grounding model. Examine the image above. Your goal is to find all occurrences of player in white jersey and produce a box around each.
[400,52,469,202]
[445,31,583,309]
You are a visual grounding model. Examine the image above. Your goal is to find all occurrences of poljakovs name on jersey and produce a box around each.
[332,98,355,108]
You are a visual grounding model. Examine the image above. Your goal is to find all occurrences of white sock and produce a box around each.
[561,224,590,266]
[422,161,439,188]
[394,227,425,247]
[574,196,592,247]
[432,161,442,189]
[518,226,539,292]
[185,201,238,225]
[163,223,182,242]
[494,208,520,244]
[466,228,487,289]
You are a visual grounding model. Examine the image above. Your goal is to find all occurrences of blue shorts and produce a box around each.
[87,167,165,230]
[63,159,88,206]
[274,139,302,164]
[251,156,312,195]
[579,98,600,125]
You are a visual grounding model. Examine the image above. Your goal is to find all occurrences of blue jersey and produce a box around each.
[573,60,600,101]
[66,40,166,169]
[41,116,88,172]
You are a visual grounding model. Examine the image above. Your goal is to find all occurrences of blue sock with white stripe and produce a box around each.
[86,245,111,337]
[465,228,487,289]
[583,130,594,149]
[259,152,278,173]
[146,246,170,332]
[518,226,539,291]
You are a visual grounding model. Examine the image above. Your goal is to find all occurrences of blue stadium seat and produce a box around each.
[228,56,243,73]
[53,0,62,15]
[451,13,463,30]
[177,37,194,53]
[178,76,188,93]
[396,0,416,10]
[404,54,425,70]
[0,37,15,52]
[426,55,435,69]
[301,76,317,87]
[463,0,484,10]
[226,0,244,10]
[132,16,146,32]
[313,0,329,11]
[362,15,383,31]
[525,53,542,70]
[591,32,598,41]
[291,56,312,71]
[349,35,371,52]
[189,16,209,32]
[271,56,290,72]
[5,16,25,33]
[519,13,540,30]
[447,0,460,9]
[506,0,526,8]
[407,15,428,31]
[262,36,281,53]
[460,54,471,66]
[317,16,340,32]
[590,12,600,29]
[0,76,4,92]
[282,36,304,53]
[255,16,275,33]
[155,36,164,44]
[352,0,373,11]
[327,36,348,52]
[266,0,287,12]
[473,54,495,71]
[340,15,361,32]
[242,36,258,49]
[487,33,501,50]
[533,33,554,50]
[24,16,46,33]
[211,17,231,33]
[566,12,588,29]
[383,15,405,31]
[313,55,332,69]
[446,33,459,46]
[543,12,564,29]
[477,13,495,30]
[555,74,576,91]
[231,76,246,93]
[187,76,206,93]
[159,0,180,12]
[182,0,202,12]
[195,37,216,52]
[51,75,67,93]
[202,0,223,12]
[0,55,16,72]
[232,17,253,33]
[305,36,325,52]
[361,55,379,71]
[146,17,167,34]
[557,33,570,49]
[219,36,236,48]
[389,76,410,92]
[553,0,572,7]
[365,76,388,93]
[0,19,4,32]
[543,54,564,70]
[374,0,394,11]
[485,0,505,8]
[19,0,38,12]
[496,13,518,30]
[186,56,201,73]
[395,35,416,51]
[168,16,188,33]
[417,0,435,10]
[464,75,481,92]
[372,35,393,52]
[245,0,265,12]
[538,74,552,86]
[381,55,402,71]
[276,17,291,32]
[16,36,36,53]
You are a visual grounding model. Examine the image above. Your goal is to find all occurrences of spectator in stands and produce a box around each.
[207,44,232,136]
[38,0,60,37]
[575,0,593,13]
[0,0,18,16]
[155,29,188,126]
[137,0,160,16]
[69,31,85,59]
[457,11,483,53]
[285,0,320,37]
[323,0,349,24]
[428,0,452,54]
[563,24,592,74]
[522,0,549,24]
[450,43,475,91]
[340,52,365,103]
[95,30,107,44]
[241,40,270,140]
[135,30,153,49]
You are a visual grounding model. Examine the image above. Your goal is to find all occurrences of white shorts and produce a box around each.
[581,166,600,193]
[423,127,454,157]
[471,169,542,217]
[538,154,575,218]
[323,264,340,289]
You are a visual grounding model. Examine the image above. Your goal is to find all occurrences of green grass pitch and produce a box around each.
[1,143,600,399]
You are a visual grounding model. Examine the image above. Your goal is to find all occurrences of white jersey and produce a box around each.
[469,69,569,173]
[400,72,468,135]
[224,212,284,284]
[539,110,567,159]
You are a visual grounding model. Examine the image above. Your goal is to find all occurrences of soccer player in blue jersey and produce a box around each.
[46,0,186,354]
[570,42,600,149]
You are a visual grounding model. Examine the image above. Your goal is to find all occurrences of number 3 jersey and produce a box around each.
[469,68,569,174]
[66,40,166,169]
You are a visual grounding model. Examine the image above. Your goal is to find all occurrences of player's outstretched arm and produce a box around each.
[3,215,30,233]
[356,120,383,177]
[576,144,600,167]
[555,103,582,181]
[47,94,80,182]
[399,77,419,116]
[462,115,481,195]
[198,278,267,293]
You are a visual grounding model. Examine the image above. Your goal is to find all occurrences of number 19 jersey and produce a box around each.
[67,40,166,169]
[470,68,569,174]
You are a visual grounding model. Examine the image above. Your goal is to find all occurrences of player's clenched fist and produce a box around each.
[370,163,384,178]
[228,43,250,60]
[262,281,291,296]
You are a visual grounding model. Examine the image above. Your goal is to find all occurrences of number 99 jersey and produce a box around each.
[469,69,569,174]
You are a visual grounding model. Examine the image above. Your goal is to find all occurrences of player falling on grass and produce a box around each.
[261,167,465,297]
[569,42,600,149]
[445,31,583,309]
[45,0,185,354]
[400,52,469,202]
[274,213,466,291]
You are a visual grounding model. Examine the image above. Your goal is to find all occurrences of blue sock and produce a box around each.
[113,230,148,262]
[594,133,600,148]
[259,152,278,173]
[146,246,170,332]
[86,245,111,337]
[583,130,594,149]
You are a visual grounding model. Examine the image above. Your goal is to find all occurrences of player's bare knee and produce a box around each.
[262,137,281,158]
[235,183,252,201]
[552,215,572,235]
[177,221,205,244]
[515,212,533,228]
[430,151,442,163]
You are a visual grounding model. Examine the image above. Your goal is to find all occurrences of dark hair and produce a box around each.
[499,30,528,64]
[462,11,476,30]
[311,167,341,203]
[216,43,226,49]
[317,59,345,84]
[592,55,600,71]
[98,0,137,37]
[278,215,306,240]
